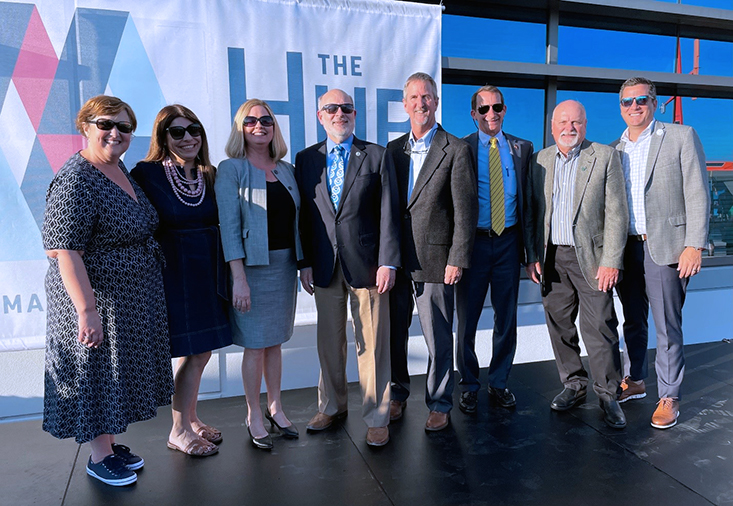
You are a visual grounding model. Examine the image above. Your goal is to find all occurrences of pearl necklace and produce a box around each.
[163,157,205,207]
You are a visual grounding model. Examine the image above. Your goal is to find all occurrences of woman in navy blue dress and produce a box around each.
[131,105,231,457]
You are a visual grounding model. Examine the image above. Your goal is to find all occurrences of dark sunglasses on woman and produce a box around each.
[88,119,134,134]
[166,124,203,140]
[243,115,275,127]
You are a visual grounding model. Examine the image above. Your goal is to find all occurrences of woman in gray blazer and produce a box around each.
[215,99,304,450]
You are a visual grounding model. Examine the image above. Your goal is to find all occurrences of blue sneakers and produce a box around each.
[112,443,144,470]
[86,454,137,486]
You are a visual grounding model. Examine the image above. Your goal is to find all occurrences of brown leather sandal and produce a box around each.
[195,424,223,444]
[167,437,219,457]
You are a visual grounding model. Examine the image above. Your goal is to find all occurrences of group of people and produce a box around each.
[40,72,708,487]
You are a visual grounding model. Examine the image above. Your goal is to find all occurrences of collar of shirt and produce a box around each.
[555,143,581,161]
[478,129,506,148]
[326,134,354,169]
[621,119,655,145]
[409,122,438,153]
[326,134,354,155]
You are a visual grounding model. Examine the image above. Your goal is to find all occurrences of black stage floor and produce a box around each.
[6,341,733,506]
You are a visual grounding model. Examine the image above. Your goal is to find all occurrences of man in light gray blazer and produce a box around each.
[524,100,629,429]
[613,77,710,430]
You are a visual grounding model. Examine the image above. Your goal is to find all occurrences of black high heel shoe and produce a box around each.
[265,409,299,439]
[247,425,273,450]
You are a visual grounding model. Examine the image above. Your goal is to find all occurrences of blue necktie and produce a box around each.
[329,145,345,210]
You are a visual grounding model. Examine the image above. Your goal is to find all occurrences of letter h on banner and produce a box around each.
[228,48,306,155]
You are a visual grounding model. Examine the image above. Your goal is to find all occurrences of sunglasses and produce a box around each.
[243,115,275,127]
[167,124,203,140]
[88,119,133,134]
[620,95,652,108]
[477,103,504,115]
[320,103,355,115]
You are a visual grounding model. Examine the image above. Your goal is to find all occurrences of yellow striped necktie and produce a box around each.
[489,137,505,235]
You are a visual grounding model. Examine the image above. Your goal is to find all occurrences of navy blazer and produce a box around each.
[295,136,400,289]
[463,130,533,264]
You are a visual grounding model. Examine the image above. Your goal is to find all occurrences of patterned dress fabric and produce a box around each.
[42,152,174,444]
[130,161,232,357]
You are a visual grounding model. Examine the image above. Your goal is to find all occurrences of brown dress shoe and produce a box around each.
[651,398,679,429]
[389,400,406,421]
[425,410,450,431]
[306,411,347,432]
[366,426,389,446]
[619,376,646,403]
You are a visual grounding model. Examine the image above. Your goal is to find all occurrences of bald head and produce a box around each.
[551,100,587,154]
[317,88,356,143]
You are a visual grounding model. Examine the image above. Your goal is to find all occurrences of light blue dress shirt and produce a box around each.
[408,123,439,199]
[476,130,517,230]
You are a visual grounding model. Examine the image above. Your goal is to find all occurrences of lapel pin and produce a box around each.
[356,152,361,156]
[581,166,587,171]
[656,130,663,136]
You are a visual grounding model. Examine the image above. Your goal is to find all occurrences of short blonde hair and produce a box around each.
[76,95,137,135]
[224,99,287,161]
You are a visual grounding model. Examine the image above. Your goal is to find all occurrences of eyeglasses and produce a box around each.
[477,103,504,115]
[620,95,652,108]
[243,115,275,127]
[166,124,203,140]
[87,119,133,134]
[320,103,355,115]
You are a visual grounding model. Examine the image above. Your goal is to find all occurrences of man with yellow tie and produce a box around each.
[457,86,534,414]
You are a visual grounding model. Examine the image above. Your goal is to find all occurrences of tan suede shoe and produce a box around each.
[366,426,389,446]
[305,411,347,432]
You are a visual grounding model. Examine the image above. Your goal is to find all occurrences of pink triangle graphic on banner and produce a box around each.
[13,6,59,130]
[37,135,86,173]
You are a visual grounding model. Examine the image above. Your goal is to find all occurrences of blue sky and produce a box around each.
[440,10,733,161]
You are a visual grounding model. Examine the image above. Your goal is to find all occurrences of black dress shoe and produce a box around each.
[265,409,299,439]
[459,391,478,414]
[247,426,273,450]
[550,387,587,411]
[488,386,516,408]
[600,399,627,429]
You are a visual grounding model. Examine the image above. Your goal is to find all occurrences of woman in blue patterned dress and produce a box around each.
[42,95,173,486]
[131,105,231,458]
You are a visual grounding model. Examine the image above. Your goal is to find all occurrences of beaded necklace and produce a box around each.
[163,156,205,207]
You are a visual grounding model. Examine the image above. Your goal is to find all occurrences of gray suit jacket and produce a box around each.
[524,139,629,289]
[612,121,709,266]
[387,125,478,283]
[215,157,303,265]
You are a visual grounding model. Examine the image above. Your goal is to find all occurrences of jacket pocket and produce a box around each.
[242,228,250,238]
[592,233,603,248]
[359,233,376,246]
[668,215,686,226]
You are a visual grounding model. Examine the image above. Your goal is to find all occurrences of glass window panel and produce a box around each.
[442,84,544,149]
[559,27,733,77]
[443,15,545,63]
[656,0,733,8]
[558,27,677,73]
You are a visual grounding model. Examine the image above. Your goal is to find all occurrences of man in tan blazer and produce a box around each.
[524,100,629,429]
[612,77,710,429]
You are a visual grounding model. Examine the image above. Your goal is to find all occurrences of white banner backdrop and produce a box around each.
[0,0,441,351]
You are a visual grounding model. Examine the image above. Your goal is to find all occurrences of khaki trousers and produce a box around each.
[314,263,391,428]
